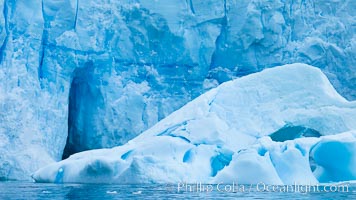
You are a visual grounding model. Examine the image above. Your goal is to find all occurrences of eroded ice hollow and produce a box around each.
[33,64,356,184]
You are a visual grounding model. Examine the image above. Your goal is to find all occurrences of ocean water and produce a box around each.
[1,182,355,199]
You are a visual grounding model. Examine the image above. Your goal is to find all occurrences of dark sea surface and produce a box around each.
[0,182,355,199]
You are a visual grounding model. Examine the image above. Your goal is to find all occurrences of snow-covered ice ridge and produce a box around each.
[0,0,355,180]
[32,64,356,184]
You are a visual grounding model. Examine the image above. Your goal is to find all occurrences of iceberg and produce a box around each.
[32,64,356,184]
[0,0,355,180]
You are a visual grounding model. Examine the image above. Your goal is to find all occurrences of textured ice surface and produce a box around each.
[0,0,355,180]
[33,64,356,184]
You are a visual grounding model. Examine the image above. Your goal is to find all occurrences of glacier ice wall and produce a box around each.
[0,0,355,179]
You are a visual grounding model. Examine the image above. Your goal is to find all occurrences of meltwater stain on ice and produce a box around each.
[121,150,134,160]
[54,168,64,184]
[183,148,194,163]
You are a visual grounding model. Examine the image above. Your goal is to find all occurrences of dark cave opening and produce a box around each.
[62,62,101,160]
[269,125,321,142]
[62,68,86,160]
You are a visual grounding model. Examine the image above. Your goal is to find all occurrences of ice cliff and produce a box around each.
[32,64,356,184]
[0,0,355,180]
